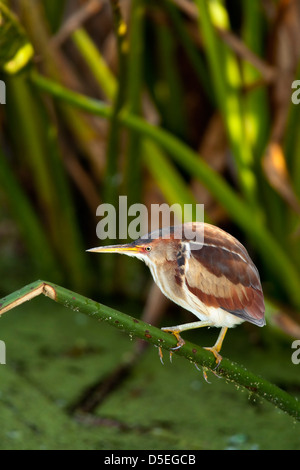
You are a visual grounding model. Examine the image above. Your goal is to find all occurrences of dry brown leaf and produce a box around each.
[271,310,300,339]
[191,113,228,224]
[268,0,300,142]
[20,0,109,178]
[263,142,300,216]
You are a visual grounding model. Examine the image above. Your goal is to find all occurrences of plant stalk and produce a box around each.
[0,280,300,422]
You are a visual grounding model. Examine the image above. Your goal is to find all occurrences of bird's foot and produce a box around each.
[157,346,164,365]
[158,327,185,365]
[161,327,185,350]
[203,346,223,369]
[157,347,174,365]
[194,363,211,383]
[194,363,222,382]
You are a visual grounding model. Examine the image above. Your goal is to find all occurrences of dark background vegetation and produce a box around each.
[0,0,300,450]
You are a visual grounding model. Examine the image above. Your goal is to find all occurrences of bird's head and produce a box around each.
[87,228,181,266]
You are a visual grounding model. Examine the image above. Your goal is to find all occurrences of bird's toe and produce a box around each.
[161,327,185,351]
[203,346,223,368]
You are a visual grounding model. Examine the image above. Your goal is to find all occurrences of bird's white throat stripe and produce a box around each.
[182,242,191,259]
[148,262,169,299]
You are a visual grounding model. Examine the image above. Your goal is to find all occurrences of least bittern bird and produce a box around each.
[87,223,265,365]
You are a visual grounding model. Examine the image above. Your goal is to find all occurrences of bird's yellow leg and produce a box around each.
[159,322,227,367]
[159,321,214,362]
[158,328,185,364]
[161,327,186,350]
[204,326,228,367]
[161,321,213,349]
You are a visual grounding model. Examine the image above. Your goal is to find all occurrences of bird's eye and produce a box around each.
[145,246,152,252]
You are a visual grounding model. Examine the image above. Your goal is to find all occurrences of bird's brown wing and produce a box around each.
[184,243,265,327]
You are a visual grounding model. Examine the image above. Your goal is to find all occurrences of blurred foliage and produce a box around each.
[0,1,33,73]
[0,0,300,324]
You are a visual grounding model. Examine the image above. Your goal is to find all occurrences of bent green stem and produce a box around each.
[0,280,300,422]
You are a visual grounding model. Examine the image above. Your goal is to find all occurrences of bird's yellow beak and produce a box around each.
[86,244,142,254]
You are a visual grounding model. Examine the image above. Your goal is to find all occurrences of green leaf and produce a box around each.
[0,2,34,74]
